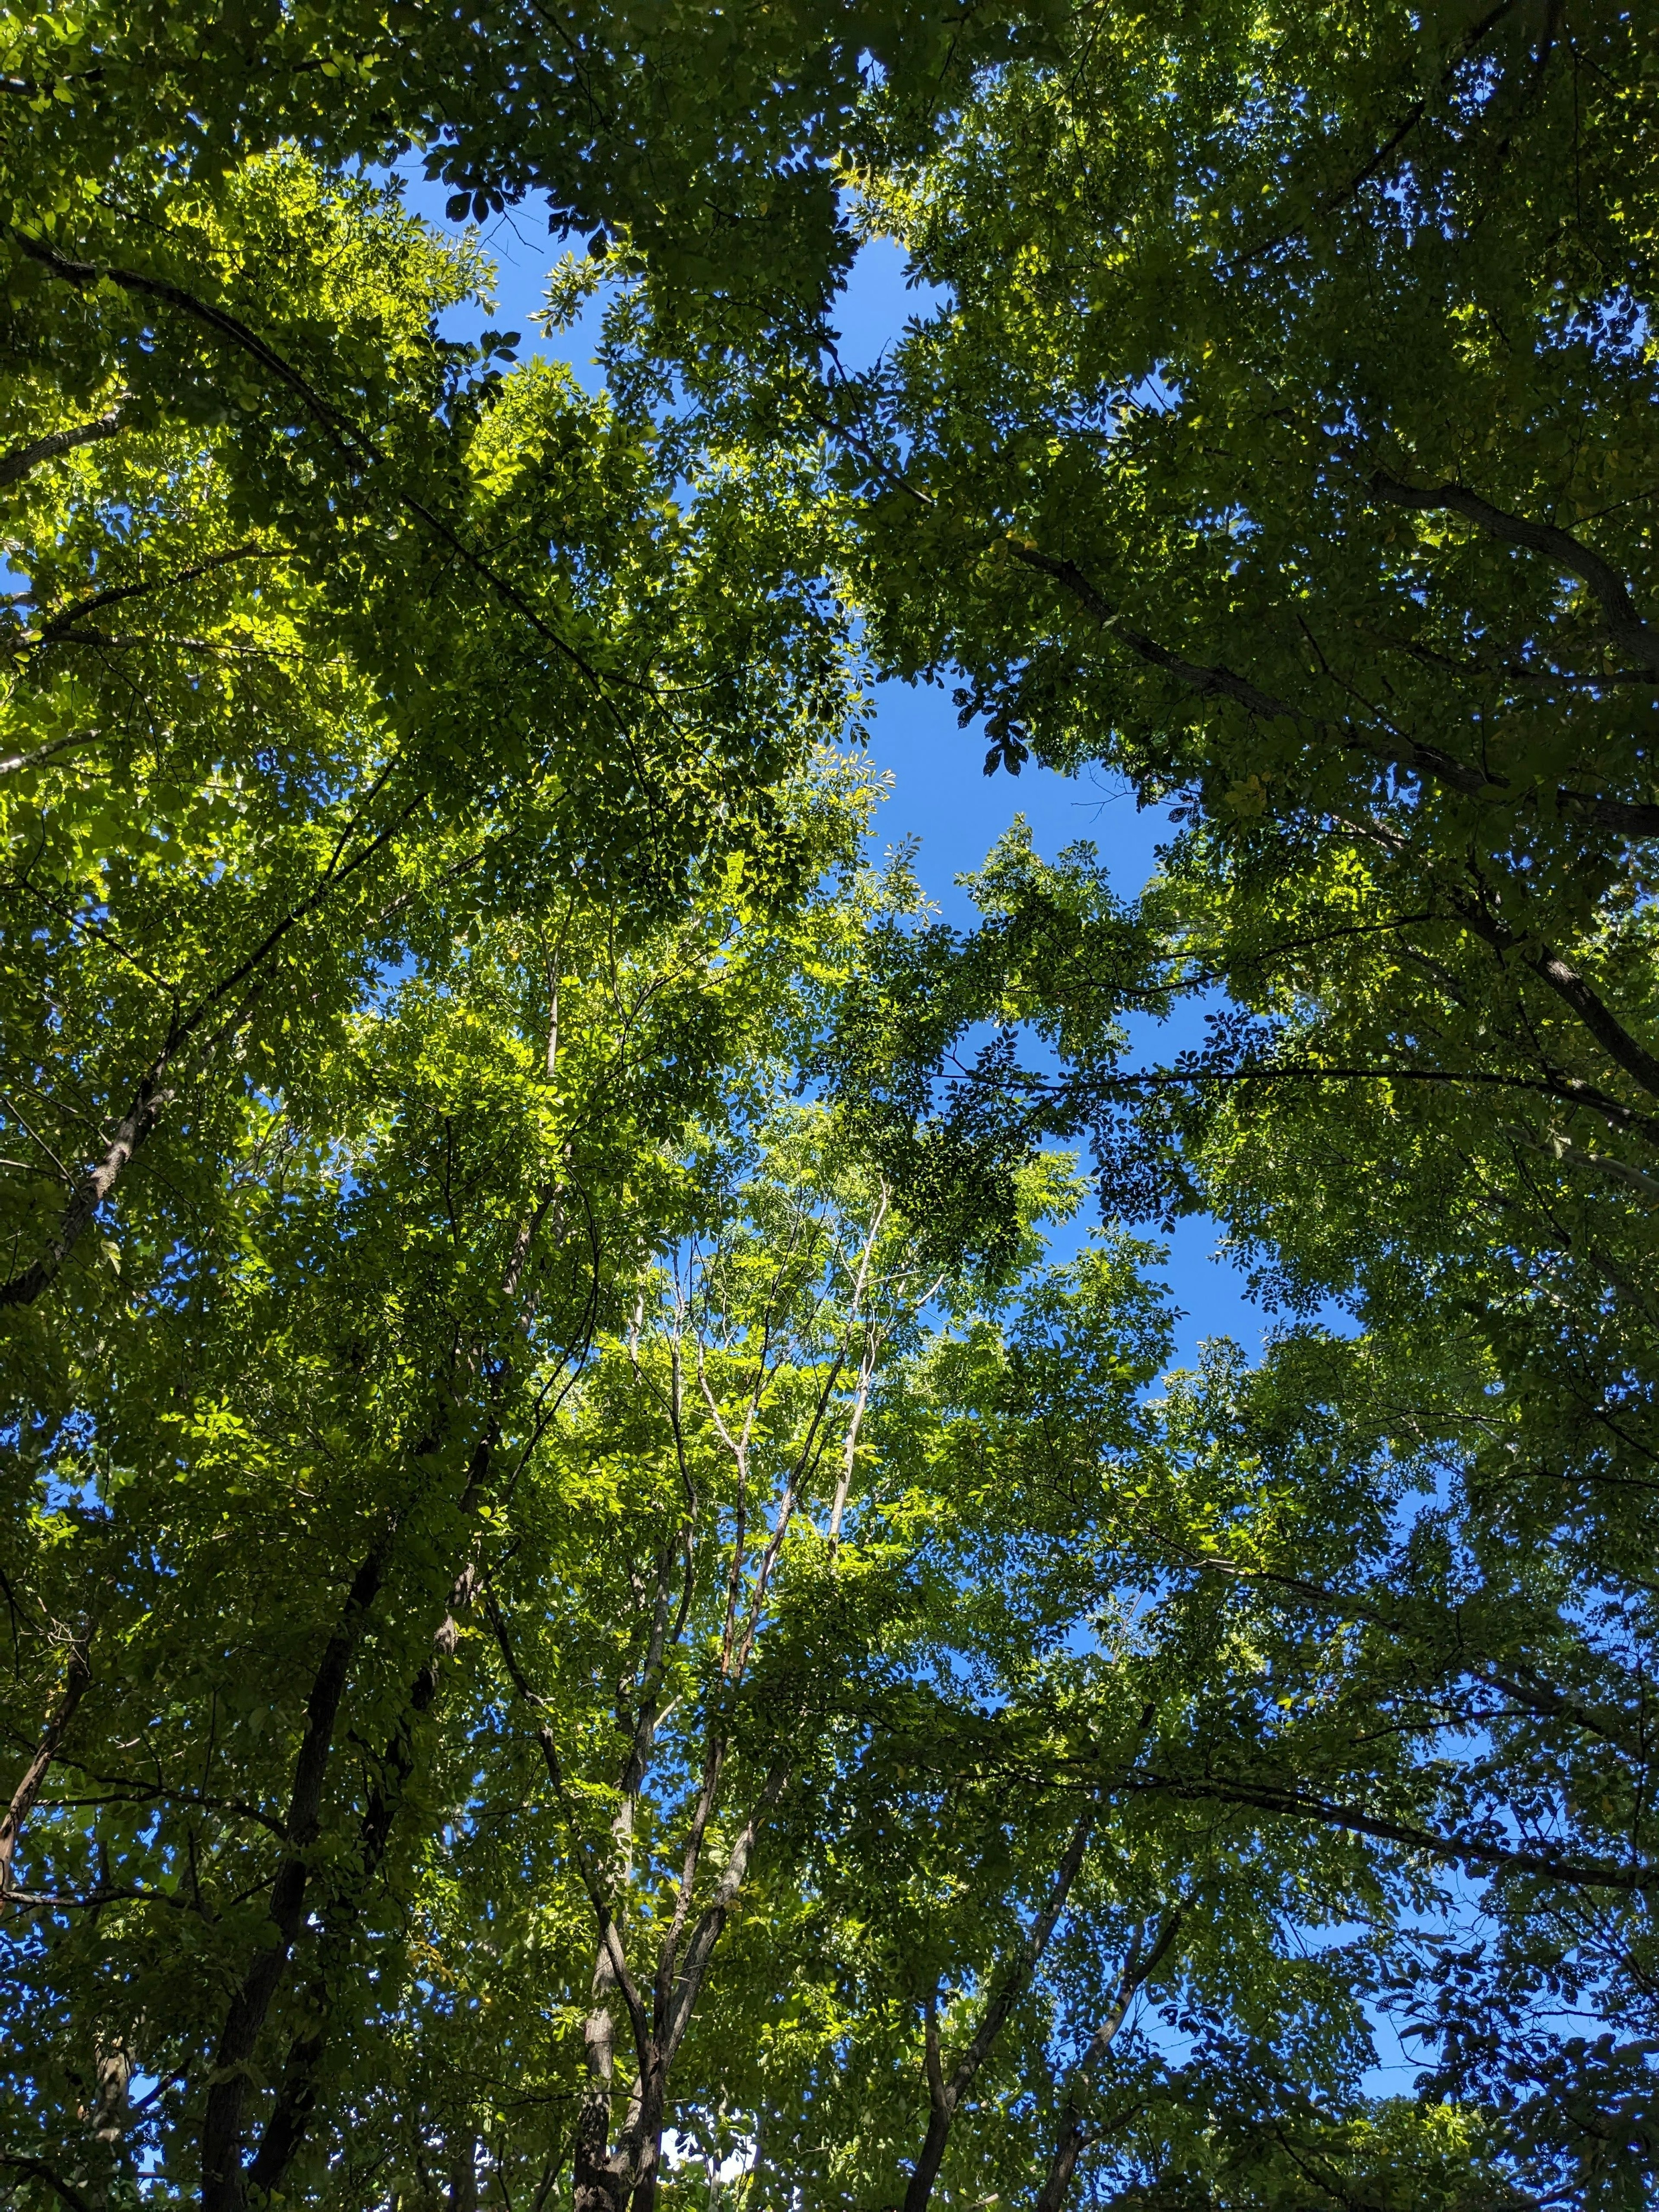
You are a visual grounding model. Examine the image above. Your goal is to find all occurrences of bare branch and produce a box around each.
[662,1761,791,2066]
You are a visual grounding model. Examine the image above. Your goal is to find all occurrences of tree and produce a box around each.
[820,815,1659,2204]
[703,10,1659,2194]
[802,0,1659,1379]
[663,1230,1523,2212]
[0,725,885,2205]
[0,143,865,1334]
[0,137,879,2191]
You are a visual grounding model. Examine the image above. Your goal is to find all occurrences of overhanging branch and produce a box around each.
[1373,470,1659,677]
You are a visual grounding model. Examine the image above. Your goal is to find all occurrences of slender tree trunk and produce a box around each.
[448,2141,479,2212]
[0,1068,174,1308]
[244,1433,502,2197]
[900,1808,1097,2212]
[1033,2117,1090,2212]
[902,2082,954,2212]
[85,2039,132,2212]
[1031,1912,1185,2212]
[0,1630,93,1897]
[199,1533,394,2212]
[229,1184,557,2199]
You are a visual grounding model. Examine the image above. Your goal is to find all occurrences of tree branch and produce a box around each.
[30,543,279,643]
[200,1527,397,2212]
[1447,893,1659,1103]
[9,232,605,687]
[484,1591,651,2054]
[0,789,409,1309]
[0,401,126,489]
[1372,470,1659,677]
[1033,1911,1185,2212]
[662,1761,791,2067]
[1125,1768,1654,1892]
[1004,1055,1659,1153]
[0,1630,94,1898]
[1006,537,1659,834]
[0,2156,94,2212]
[901,1805,1095,2212]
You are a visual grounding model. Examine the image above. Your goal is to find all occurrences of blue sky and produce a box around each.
[393,171,1274,1367]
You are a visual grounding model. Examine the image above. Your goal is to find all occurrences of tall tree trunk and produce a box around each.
[244,1433,503,2197]
[448,2140,479,2212]
[572,1948,626,2212]
[1032,2117,1090,2212]
[85,2039,131,2212]
[219,1180,554,2203]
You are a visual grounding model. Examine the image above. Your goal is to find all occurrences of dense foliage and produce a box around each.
[3,5,1656,2211]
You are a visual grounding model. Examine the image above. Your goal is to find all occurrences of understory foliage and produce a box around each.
[3,5,1657,2212]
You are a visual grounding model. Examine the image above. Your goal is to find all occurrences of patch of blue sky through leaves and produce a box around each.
[388,169,1283,1369]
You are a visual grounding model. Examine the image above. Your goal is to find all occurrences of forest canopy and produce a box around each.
[2,5,1656,2210]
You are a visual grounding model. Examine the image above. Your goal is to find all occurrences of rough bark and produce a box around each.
[0,405,126,488]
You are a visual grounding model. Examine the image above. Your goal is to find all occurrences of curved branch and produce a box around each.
[9,232,605,688]
[0,792,408,1309]
[199,1528,397,2212]
[1447,894,1659,1103]
[1007,539,1659,836]
[1004,1057,1659,1154]
[30,543,279,643]
[0,2155,94,2212]
[0,1630,93,1897]
[1127,1769,1653,1893]
[1373,470,1659,677]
